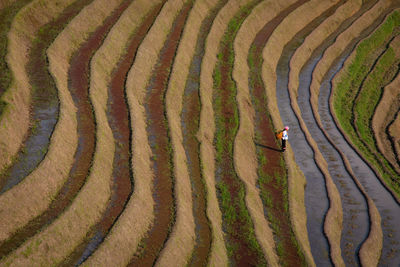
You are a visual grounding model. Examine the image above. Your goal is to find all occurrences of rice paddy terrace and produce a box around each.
[0,0,399,266]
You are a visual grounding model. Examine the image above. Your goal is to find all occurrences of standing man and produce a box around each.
[281,126,289,151]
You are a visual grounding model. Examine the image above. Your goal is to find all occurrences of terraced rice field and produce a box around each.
[0,0,399,266]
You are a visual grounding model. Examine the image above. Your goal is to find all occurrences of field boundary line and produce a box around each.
[0,0,74,177]
[262,0,345,265]
[80,1,163,266]
[0,0,129,265]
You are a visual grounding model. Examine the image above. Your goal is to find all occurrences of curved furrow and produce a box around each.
[0,0,74,177]
[0,6,62,193]
[288,1,390,265]
[212,1,273,266]
[267,0,345,265]
[372,68,400,173]
[353,35,400,176]
[237,0,311,266]
[161,0,228,265]
[0,0,107,195]
[0,0,102,249]
[78,2,166,266]
[62,1,165,265]
[91,0,183,265]
[0,0,33,117]
[332,9,400,199]
[127,1,193,266]
[0,0,132,265]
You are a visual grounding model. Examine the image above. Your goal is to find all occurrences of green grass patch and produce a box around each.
[333,10,400,197]
[212,1,267,265]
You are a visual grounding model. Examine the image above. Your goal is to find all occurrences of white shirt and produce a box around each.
[282,130,288,140]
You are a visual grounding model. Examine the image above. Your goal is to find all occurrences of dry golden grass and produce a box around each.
[0,0,16,10]
[0,0,131,265]
[82,0,186,265]
[0,0,76,173]
[77,0,160,266]
[0,0,78,242]
[156,0,216,265]
[198,1,261,265]
[390,110,400,162]
[232,1,300,266]
[262,0,345,266]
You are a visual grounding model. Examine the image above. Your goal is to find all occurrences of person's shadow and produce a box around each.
[255,142,283,152]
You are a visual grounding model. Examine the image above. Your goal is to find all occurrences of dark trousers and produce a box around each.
[282,139,286,150]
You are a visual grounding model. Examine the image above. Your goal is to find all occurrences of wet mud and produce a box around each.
[299,54,369,267]
[248,0,308,266]
[0,0,95,258]
[181,1,228,265]
[212,1,268,266]
[127,2,193,266]
[319,6,400,265]
[276,1,353,264]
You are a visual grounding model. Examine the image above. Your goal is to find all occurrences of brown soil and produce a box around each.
[0,0,95,257]
[249,1,308,266]
[127,2,192,266]
[180,2,228,265]
[66,2,165,265]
